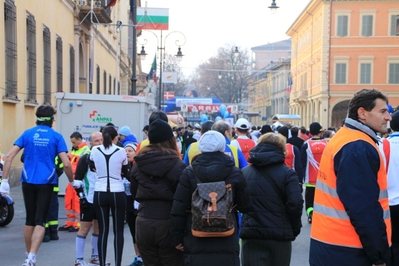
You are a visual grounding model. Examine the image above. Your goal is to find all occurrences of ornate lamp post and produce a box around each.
[138,31,186,110]
[268,0,279,14]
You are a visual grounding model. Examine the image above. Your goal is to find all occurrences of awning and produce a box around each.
[271,114,301,122]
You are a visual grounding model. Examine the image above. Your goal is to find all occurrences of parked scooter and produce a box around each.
[0,163,14,226]
[0,190,14,226]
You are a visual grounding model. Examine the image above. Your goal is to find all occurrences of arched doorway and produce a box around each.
[331,100,349,128]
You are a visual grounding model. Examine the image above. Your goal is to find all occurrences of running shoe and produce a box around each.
[21,259,36,266]
[89,256,110,266]
[130,257,144,266]
[74,259,88,266]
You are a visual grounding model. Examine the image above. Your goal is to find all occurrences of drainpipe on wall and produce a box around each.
[306,10,314,122]
[327,0,333,127]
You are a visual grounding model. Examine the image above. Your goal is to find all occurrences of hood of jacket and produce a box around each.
[134,150,180,178]
[191,152,235,182]
[248,142,285,167]
[122,134,138,146]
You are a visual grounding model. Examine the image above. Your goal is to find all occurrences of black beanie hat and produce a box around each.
[148,119,174,144]
[309,122,322,136]
[391,111,399,131]
[278,126,289,140]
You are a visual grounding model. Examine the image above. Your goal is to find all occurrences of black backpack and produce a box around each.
[191,174,235,237]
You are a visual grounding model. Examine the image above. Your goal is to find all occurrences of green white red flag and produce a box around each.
[137,8,169,30]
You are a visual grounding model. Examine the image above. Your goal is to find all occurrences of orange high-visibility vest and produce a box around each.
[311,126,391,248]
[69,142,90,174]
[284,143,295,170]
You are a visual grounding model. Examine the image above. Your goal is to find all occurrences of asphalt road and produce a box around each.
[0,186,311,266]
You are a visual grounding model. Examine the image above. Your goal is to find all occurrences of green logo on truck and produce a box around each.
[89,110,113,123]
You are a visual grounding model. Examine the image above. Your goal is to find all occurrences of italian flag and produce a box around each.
[137,8,169,30]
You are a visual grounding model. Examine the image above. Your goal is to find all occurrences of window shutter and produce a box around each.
[337,15,348,36]
[336,63,346,84]
[362,15,373,36]
[389,63,399,84]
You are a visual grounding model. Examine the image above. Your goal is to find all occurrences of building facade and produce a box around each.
[287,0,399,128]
[249,39,292,126]
[0,0,145,183]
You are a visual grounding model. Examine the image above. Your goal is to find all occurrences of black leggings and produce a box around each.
[22,183,54,227]
[126,195,138,244]
[94,191,126,266]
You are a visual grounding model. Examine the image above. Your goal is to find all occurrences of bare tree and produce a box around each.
[163,53,190,97]
[191,44,252,104]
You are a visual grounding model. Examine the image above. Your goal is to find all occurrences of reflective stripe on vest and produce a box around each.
[284,143,295,170]
[311,126,391,248]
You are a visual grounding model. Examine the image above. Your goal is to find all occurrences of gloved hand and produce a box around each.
[79,197,89,209]
[0,179,10,197]
[70,180,83,189]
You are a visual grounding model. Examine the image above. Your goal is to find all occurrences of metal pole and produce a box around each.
[158,30,163,110]
[131,0,137,95]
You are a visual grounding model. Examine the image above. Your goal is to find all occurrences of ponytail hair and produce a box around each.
[102,126,118,149]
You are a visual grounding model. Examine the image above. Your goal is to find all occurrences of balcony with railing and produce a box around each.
[292,90,308,102]
[75,0,112,26]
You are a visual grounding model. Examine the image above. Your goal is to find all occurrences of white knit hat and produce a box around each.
[198,130,226,153]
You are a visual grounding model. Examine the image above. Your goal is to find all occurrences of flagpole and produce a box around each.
[158,30,164,110]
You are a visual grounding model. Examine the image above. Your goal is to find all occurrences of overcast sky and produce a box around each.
[138,0,311,77]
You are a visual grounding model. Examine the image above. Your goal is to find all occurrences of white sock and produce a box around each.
[137,256,143,262]
[27,253,36,263]
[91,234,99,257]
[76,235,86,260]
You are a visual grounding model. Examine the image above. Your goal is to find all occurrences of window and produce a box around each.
[43,26,51,104]
[389,63,399,84]
[335,63,347,84]
[70,46,75,93]
[118,81,120,95]
[56,36,63,92]
[96,66,100,94]
[361,15,373,36]
[300,73,307,90]
[360,63,371,84]
[113,78,116,94]
[108,74,112,94]
[26,13,36,102]
[4,0,17,99]
[390,14,399,36]
[103,71,107,94]
[337,15,348,37]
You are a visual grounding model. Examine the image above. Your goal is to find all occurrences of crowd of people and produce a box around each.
[0,88,398,266]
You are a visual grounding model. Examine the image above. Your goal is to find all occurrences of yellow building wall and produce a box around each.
[0,0,139,185]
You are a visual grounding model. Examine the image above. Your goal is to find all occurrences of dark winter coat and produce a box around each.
[240,142,303,241]
[130,150,187,220]
[170,152,251,266]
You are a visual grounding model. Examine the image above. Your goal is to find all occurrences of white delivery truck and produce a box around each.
[54,92,155,195]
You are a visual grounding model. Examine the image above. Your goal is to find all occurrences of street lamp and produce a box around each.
[234,46,240,57]
[139,31,186,110]
[268,0,279,14]
[138,46,147,60]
